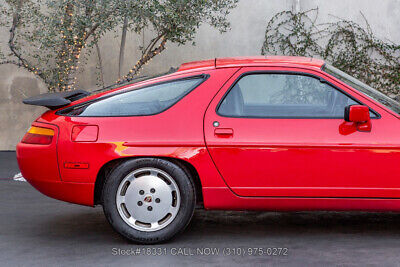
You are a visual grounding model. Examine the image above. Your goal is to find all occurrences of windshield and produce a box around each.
[323,64,400,115]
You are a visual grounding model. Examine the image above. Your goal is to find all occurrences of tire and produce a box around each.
[102,158,196,244]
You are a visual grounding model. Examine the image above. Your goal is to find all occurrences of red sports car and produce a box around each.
[17,56,400,244]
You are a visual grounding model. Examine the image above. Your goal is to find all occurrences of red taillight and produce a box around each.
[21,126,54,145]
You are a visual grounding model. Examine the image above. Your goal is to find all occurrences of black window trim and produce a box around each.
[215,70,381,120]
[56,74,210,117]
[322,63,400,118]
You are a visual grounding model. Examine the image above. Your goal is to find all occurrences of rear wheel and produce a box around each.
[102,158,195,244]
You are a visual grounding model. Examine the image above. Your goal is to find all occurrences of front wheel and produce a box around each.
[102,158,196,244]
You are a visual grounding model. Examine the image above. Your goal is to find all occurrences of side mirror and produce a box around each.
[344,105,372,132]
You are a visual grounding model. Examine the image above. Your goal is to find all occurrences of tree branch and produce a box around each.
[123,36,167,81]
[7,0,46,80]
[84,22,100,42]
[118,16,128,78]
[0,60,23,67]
[142,33,164,57]
[95,42,105,88]
[8,1,29,68]
[83,7,118,42]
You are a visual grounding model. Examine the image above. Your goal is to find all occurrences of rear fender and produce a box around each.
[16,121,60,182]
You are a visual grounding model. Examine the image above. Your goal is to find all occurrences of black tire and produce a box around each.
[102,158,196,244]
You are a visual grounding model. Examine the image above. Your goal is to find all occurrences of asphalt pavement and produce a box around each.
[0,151,19,179]
[2,151,400,266]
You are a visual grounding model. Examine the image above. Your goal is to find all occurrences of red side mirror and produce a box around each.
[344,105,371,132]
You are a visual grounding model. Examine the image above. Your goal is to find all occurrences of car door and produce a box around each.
[204,67,400,198]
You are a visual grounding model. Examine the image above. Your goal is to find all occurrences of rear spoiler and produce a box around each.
[23,90,90,110]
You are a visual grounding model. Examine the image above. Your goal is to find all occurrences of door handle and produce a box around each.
[214,128,234,136]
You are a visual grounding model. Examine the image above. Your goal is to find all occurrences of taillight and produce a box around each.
[21,126,54,145]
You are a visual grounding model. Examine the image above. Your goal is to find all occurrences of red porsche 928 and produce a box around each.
[17,56,400,244]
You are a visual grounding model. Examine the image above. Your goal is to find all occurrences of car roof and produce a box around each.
[70,56,325,106]
[178,56,325,72]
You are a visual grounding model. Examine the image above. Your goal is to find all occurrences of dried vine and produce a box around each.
[261,9,400,98]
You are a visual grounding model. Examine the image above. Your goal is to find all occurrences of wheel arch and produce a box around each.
[94,156,203,207]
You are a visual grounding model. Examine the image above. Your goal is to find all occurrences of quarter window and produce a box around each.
[62,76,205,116]
[218,73,367,118]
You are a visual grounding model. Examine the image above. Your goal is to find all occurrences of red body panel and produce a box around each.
[203,188,400,212]
[17,122,60,182]
[16,56,400,211]
[204,66,400,198]
[215,56,324,69]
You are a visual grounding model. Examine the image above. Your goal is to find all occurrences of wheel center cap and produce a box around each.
[143,195,152,203]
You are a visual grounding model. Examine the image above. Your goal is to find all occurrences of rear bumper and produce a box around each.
[16,121,94,206]
[27,179,94,206]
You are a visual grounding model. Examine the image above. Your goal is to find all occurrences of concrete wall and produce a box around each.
[1,0,399,150]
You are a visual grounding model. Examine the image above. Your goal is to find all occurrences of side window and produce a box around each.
[63,76,205,116]
[218,73,364,118]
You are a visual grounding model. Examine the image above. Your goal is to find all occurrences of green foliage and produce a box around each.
[261,9,400,98]
[1,0,128,91]
[119,0,238,82]
[128,0,237,44]
[0,0,238,91]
